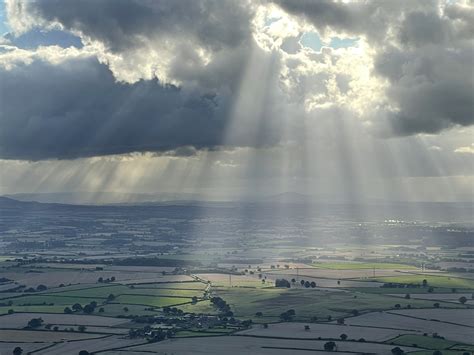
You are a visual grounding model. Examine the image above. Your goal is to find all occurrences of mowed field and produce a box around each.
[214,287,449,321]
[1,268,195,288]
[122,335,419,355]
[0,329,106,342]
[0,312,128,328]
[344,311,474,344]
[312,262,419,270]
[389,308,474,327]
[32,335,146,355]
[238,322,404,342]
[373,274,474,289]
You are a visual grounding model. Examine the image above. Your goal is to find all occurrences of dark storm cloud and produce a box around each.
[20,0,253,52]
[0,57,280,160]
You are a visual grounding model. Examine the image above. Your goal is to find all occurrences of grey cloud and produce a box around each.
[0,57,281,160]
[374,43,474,135]
[275,0,474,136]
[18,0,253,52]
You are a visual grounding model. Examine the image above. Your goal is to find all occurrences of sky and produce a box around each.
[0,0,473,203]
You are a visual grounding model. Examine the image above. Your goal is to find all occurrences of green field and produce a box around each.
[3,294,107,307]
[133,281,206,290]
[216,287,448,321]
[389,334,460,350]
[312,262,417,270]
[0,305,67,314]
[373,274,474,289]
[114,294,191,307]
[52,285,203,299]
[177,300,221,315]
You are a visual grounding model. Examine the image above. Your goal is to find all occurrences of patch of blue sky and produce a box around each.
[5,28,83,49]
[300,32,358,51]
[0,0,9,35]
[329,37,359,49]
[300,32,323,51]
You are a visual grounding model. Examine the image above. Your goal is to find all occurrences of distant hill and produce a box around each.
[4,192,205,205]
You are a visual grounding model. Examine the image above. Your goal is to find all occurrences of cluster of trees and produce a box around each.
[279,309,295,321]
[275,279,291,288]
[300,279,317,288]
[163,307,184,316]
[23,284,48,293]
[97,276,116,283]
[210,297,233,316]
[64,301,99,315]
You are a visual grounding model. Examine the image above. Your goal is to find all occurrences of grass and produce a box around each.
[0,305,67,314]
[312,262,417,270]
[177,300,221,315]
[389,334,459,350]
[216,287,445,321]
[114,294,191,307]
[3,294,107,306]
[173,331,226,338]
[373,275,474,289]
[347,287,474,294]
[409,352,471,355]
[133,281,206,290]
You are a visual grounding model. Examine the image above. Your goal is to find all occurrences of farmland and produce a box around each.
[0,198,473,353]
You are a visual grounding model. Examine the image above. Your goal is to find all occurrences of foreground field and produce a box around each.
[120,335,419,355]
[345,310,474,343]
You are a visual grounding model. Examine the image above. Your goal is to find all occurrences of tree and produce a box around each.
[110,276,116,282]
[78,351,90,355]
[391,347,405,355]
[99,307,105,313]
[310,281,316,288]
[337,318,345,325]
[27,318,43,328]
[433,302,440,308]
[304,281,311,288]
[98,277,103,283]
[459,296,467,304]
[405,294,411,299]
[275,279,291,288]
[123,306,129,312]
[340,333,348,340]
[304,325,310,331]
[36,284,47,291]
[64,307,73,314]
[107,294,115,301]
[300,279,305,286]
[78,325,86,332]
[255,312,263,317]
[13,347,23,355]
[432,351,443,355]
[394,304,401,309]
[422,279,428,287]
[83,304,95,314]
[8,309,14,314]
[72,303,83,312]
[324,341,336,351]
